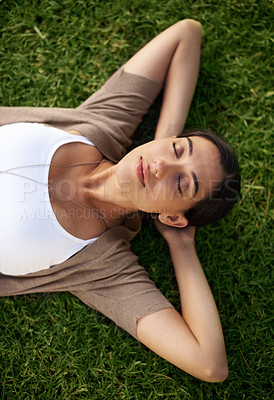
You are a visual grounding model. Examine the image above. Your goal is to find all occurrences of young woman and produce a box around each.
[0,20,240,382]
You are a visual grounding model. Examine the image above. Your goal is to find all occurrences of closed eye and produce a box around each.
[173,142,183,195]
[173,142,179,159]
[177,174,183,195]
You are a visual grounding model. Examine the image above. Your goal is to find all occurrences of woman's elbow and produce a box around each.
[178,355,229,382]
[179,19,203,35]
[200,361,229,383]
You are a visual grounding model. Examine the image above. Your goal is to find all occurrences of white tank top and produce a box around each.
[0,123,98,276]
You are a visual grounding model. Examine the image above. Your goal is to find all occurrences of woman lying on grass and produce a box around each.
[0,19,240,381]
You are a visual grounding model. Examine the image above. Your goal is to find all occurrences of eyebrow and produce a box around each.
[187,137,193,156]
[187,137,199,197]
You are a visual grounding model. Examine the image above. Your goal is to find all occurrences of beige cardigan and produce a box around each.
[0,96,173,339]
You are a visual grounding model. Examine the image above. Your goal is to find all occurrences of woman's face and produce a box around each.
[115,136,223,224]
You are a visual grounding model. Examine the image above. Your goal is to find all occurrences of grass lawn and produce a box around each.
[0,0,273,399]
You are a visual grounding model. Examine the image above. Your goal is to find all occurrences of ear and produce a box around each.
[158,213,188,228]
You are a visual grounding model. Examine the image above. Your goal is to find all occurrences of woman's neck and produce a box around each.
[84,162,138,222]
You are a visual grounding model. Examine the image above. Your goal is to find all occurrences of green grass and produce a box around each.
[0,0,273,399]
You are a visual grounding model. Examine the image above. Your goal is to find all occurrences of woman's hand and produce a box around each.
[153,217,196,248]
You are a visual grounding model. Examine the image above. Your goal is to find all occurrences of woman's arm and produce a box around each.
[137,223,228,382]
[126,20,228,381]
[124,19,202,138]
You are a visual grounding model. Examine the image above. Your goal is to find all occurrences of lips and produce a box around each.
[136,157,149,187]
[136,158,145,187]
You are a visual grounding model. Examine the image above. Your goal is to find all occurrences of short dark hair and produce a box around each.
[178,129,241,226]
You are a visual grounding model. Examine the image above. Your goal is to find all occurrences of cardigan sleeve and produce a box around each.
[0,226,173,340]
[0,67,162,163]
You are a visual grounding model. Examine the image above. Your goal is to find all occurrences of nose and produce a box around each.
[153,158,177,179]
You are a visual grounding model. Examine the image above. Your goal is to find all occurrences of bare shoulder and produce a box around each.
[51,143,104,173]
[66,129,83,136]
